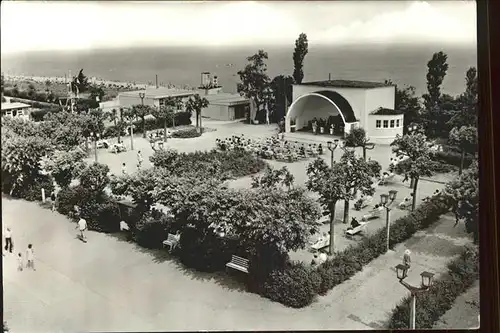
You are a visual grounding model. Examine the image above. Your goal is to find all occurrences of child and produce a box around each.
[50,191,56,212]
[17,252,23,271]
[26,244,35,271]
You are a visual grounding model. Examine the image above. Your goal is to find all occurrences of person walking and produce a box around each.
[121,163,127,175]
[17,252,24,271]
[26,244,35,271]
[403,249,412,269]
[4,227,13,253]
[77,217,88,242]
[50,191,57,212]
[137,150,143,170]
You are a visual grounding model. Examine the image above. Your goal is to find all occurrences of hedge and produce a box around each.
[171,128,201,138]
[262,198,451,307]
[132,112,192,133]
[388,245,479,329]
[433,151,473,169]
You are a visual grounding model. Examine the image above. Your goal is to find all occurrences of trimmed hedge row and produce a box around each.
[388,245,479,329]
[262,198,451,308]
[433,151,473,169]
[171,128,201,138]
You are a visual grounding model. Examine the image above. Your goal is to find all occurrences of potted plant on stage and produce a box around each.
[329,124,334,135]
[319,118,325,134]
[312,118,318,135]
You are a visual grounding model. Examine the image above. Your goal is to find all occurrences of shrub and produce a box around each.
[13,175,54,201]
[171,128,201,138]
[92,200,122,233]
[388,245,479,329]
[433,151,473,169]
[132,112,192,133]
[178,226,237,272]
[102,125,126,139]
[132,209,172,248]
[262,262,320,308]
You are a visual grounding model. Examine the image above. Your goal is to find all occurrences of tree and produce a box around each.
[185,94,209,133]
[237,50,271,123]
[151,103,175,142]
[40,148,87,188]
[422,51,449,137]
[131,104,152,138]
[89,85,105,102]
[251,165,295,190]
[444,160,479,243]
[270,75,294,122]
[448,126,478,175]
[71,69,89,95]
[306,157,346,255]
[344,127,375,161]
[293,33,308,84]
[448,67,478,128]
[385,80,423,132]
[391,133,434,211]
[78,162,110,195]
[1,134,53,195]
[338,149,376,224]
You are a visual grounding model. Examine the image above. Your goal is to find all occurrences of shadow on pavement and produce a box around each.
[106,232,248,293]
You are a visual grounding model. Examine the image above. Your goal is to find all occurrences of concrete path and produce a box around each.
[2,197,472,332]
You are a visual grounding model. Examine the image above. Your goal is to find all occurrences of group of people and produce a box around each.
[121,150,144,175]
[4,227,36,271]
[215,134,325,162]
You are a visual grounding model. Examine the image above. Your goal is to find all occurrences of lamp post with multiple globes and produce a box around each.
[395,264,435,329]
[380,190,398,252]
[326,139,342,167]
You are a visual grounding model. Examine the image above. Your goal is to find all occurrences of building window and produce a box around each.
[396,119,400,127]
[376,120,381,128]
[390,120,395,128]
[383,120,389,128]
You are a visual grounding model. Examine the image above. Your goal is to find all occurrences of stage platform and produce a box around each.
[283,131,344,145]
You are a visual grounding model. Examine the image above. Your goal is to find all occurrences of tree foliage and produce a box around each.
[251,165,295,190]
[444,161,479,243]
[448,67,478,128]
[40,148,87,188]
[270,74,294,123]
[344,127,375,161]
[77,162,110,194]
[151,100,176,142]
[448,126,478,175]
[237,50,271,121]
[385,80,422,132]
[292,33,308,84]
[131,104,153,138]
[391,133,434,210]
[185,94,209,130]
[71,69,90,94]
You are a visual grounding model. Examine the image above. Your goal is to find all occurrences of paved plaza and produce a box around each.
[3,119,473,331]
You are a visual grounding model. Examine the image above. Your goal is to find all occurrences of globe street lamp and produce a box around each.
[407,124,418,134]
[395,264,435,329]
[327,139,341,167]
[380,190,398,252]
[139,92,145,106]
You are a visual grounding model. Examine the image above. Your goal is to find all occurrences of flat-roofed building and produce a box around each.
[1,102,37,120]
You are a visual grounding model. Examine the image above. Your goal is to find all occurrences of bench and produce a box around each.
[162,233,180,252]
[358,196,373,209]
[226,255,250,274]
[345,222,368,238]
[379,173,395,186]
[362,208,382,221]
[311,237,331,251]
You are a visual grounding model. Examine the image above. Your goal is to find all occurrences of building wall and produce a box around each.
[118,95,157,108]
[368,114,404,144]
[203,104,230,121]
[2,107,32,120]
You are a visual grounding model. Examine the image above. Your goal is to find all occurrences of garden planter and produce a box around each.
[320,127,325,134]
[329,128,334,135]
[253,120,260,125]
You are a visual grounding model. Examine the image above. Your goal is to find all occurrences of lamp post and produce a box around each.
[327,139,340,167]
[395,265,435,329]
[138,92,146,138]
[139,92,145,106]
[89,131,100,163]
[380,190,398,252]
[407,124,418,135]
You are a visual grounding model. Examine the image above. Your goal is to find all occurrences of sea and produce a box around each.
[1,42,477,97]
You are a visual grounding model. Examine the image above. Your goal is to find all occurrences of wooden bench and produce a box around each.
[345,222,368,238]
[226,255,250,274]
[162,233,180,252]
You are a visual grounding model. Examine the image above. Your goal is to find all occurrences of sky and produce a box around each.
[1,1,477,54]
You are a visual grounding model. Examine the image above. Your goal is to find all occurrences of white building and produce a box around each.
[1,102,36,120]
[285,80,404,144]
[114,72,249,121]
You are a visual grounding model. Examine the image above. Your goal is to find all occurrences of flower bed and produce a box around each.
[171,128,201,138]
[388,245,479,329]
